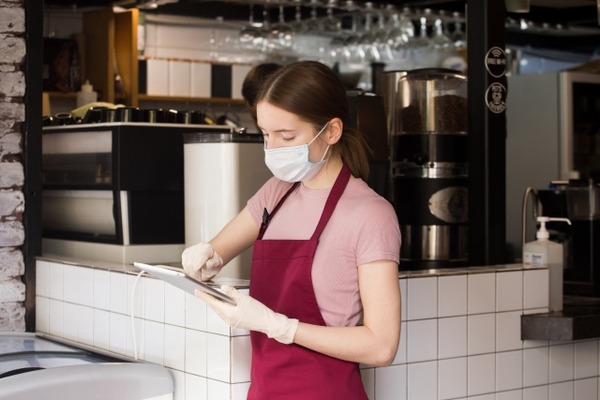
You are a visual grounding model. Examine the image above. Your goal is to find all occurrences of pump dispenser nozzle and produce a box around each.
[535,216,571,240]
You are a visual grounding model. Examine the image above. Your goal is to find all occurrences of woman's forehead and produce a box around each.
[256,102,304,128]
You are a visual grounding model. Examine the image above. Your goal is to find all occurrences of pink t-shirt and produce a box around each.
[247,176,401,327]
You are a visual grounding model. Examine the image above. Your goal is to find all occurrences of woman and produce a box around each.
[182,60,401,399]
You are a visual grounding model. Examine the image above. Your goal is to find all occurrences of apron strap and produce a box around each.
[258,163,352,241]
[258,182,300,240]
[310,163,351,240]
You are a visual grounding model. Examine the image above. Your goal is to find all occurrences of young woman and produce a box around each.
[182,60,401,399]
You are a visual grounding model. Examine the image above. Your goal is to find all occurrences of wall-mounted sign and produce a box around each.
[486,82,507,114]
[485,46,507,78]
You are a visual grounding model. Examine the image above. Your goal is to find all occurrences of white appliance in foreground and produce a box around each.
[0,333,173,400]
[184,131,272,279]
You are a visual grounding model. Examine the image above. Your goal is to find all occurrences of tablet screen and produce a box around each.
[133,262,236,305]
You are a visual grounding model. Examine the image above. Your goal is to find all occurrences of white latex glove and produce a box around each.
[181,243,223,282]
[196,286,299,345]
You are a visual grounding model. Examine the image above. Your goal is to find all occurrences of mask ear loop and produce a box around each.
[309,121,332,163]
[308,120,331,146]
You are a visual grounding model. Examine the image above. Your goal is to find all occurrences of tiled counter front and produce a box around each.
[36,259,600,400]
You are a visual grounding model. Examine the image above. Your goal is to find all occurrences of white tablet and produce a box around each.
[133,262,236,305]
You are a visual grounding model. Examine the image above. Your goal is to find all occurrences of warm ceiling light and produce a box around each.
[137,0,178,10]
[505,0,531,13]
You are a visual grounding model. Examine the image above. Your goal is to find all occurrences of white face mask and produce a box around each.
[264,122,330,182]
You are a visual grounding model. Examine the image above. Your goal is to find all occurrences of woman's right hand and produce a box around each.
[182,242,224,282]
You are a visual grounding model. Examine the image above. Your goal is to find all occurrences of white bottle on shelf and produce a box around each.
[523,216,571,312]
[76,79,98,108]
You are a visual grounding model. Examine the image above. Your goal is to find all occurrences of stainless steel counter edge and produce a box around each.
[38,255,532,279]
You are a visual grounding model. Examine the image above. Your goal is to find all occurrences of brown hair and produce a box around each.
[257,61,371,181]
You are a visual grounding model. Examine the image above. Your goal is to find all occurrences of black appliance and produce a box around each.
[538,180,600,297]
[383,68,469,270]
[41,122,230,263]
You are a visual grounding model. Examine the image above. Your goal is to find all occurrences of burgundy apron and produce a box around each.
[248,163,368,400]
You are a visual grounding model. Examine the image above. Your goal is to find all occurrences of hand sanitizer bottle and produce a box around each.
[76,79,98,108]
[523,216,571,312]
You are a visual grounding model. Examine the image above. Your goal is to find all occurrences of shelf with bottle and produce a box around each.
[138,94,245,105]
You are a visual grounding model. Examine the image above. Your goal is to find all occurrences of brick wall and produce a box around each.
[0,1,27,332]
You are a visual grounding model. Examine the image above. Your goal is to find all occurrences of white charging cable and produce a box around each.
[130,269,146,360]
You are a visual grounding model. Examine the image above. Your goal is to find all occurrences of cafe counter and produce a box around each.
[35,255,600,399]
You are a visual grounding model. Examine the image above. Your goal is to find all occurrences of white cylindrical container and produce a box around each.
[523,216,571,311]
[183,131,272,279]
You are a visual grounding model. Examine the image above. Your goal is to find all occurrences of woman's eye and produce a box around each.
[282,136,295,142]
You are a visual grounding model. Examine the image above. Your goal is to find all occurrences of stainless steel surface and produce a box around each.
[400,224,468,262]
[393,162,468,178]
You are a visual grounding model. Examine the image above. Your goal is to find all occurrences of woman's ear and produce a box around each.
[326,118,343,144]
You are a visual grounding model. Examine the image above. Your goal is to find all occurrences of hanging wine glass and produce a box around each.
[239,4,263,50]
[385,10,409,51]
[342,12,362,63]
[290,0,306,33]
[270,4,294,50]
[257,4,273,53]
[450,11,467,50]
[431,17,452,51]
[357,2,378,61]
[322,0,341,33]
[399,7,417,49]
[304,0,323,32]
[372,7,394,61]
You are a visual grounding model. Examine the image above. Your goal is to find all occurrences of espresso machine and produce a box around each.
[41,122,232,264]
[538,179,600,297]
[383,69,468,270]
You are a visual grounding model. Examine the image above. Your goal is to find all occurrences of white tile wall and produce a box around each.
[496,311,523,352]
[468,272,496,314]
[439,316,467,359]
[549,343,574,383]
[496,389,523,400]
[36,260,600,400]
[439,357,467,399]
[407,276,437,320]
[407,361,438,400]
[496,350,523,391]
[575,377,598,400]
[438,274,467,317]
[468,353,496,396]
[497,270,523,312]
[375,364,406,400]
[468,313,496,355]
[575,340,599,379]
[407,319,438,363]
[523,346,550,387]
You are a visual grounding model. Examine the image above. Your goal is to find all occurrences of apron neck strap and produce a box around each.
[258,182,300,239]
[257,163,352,241]
[310,163,351,240]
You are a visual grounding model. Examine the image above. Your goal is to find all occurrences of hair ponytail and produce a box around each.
[336,128,371,182]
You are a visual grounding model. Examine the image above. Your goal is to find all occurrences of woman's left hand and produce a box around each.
[196,286,299,344]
